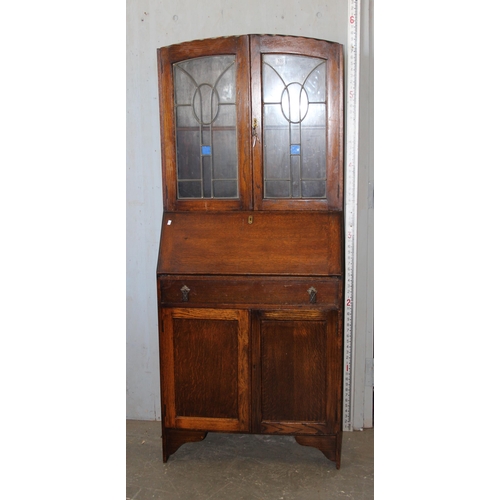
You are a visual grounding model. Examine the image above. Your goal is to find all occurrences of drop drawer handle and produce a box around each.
[307,287,317,304]
[181,285,190,302]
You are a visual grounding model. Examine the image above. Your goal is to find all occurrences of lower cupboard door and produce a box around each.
[160,308,251,432]
[252,309,342,435]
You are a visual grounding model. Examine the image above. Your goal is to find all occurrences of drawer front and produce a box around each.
[159,277,341,308]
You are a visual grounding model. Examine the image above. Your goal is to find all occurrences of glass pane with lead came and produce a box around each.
[262,54,327,199]
[173,55,238,199]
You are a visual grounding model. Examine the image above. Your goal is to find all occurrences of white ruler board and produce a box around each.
[343,0,360,432]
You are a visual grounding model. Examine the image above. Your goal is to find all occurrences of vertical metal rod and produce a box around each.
[210,88,214,198]
[198,91,204,198]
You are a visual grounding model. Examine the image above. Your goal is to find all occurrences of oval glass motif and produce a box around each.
[193,84,220,126]
[281,82,309,124]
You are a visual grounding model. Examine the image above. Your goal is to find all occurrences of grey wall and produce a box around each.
[126,0,373,428]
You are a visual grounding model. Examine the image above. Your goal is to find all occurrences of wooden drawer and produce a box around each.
[158,276,341,308]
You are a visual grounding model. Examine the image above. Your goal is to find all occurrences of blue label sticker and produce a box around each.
[290,144,301,155]
[201,145,211,156]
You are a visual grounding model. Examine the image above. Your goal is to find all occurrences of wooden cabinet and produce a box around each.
[156,35,344,467]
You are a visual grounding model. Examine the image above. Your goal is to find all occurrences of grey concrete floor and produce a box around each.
[127,420,373,499]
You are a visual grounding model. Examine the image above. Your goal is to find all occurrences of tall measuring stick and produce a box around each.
[343,0,360,432]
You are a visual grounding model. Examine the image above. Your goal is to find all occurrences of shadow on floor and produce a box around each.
[127,420,373,500]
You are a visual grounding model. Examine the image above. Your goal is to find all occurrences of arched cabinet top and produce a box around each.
[157,35,343,212]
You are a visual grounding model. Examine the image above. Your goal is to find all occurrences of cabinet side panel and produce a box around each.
[157,48,176,210]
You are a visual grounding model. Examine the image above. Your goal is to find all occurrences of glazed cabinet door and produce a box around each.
[250,35,343,211]
[157,36,252,211]
[157,35,343,213]
[159,308,251,432]
[251,309,342,435]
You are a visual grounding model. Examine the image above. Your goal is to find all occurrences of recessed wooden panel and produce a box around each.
[157,211,342,276]
[173,317,239,419]
[260,319,327,422]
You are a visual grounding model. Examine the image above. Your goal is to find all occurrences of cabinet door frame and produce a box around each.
[159,307,251,432]
[250,35,344,211]
[251,309,343,435]
[157,36,252,211]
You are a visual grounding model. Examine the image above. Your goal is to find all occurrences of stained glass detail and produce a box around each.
[174,56,238,199]
[262,55,327,199]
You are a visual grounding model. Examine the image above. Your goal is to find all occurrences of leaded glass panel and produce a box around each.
[174,55,238,199]
[262,54,327,199]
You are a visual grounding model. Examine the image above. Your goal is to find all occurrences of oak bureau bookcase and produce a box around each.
[156,35,344,468]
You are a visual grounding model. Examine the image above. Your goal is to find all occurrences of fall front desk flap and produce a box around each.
[157,211,342,277]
